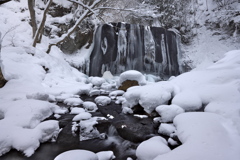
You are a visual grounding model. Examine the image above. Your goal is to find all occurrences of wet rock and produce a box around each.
[118,80,139,91]
[114,117,156,143]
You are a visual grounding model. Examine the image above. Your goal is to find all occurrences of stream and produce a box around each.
[1,95,158,160]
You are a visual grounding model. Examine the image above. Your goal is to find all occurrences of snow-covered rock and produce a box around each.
[54,150,98,160]
[96,151,116,160]
[155,104,184,122]
[70,107,85,114]
[118,70,147,86]
[72,112,92,121]
[95,96,111,106]
[123,82,176,114]
[89,76,106,87]
[136,136,171,160]
[63,97,83,106]
[89,89,101,96]
[109,90,125,99]
[158,123,176,137]
[83,101,98,112]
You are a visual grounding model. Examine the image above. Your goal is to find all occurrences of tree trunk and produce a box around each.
[33,0,53,47]
[28,0,37,38]
[0,32,7,88]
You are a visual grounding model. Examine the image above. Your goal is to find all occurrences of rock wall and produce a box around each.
[89,22,181,77]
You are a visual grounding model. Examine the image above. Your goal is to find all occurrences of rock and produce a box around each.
[0,69,6,88]
[114,116,155,143]
[118,80,139,91]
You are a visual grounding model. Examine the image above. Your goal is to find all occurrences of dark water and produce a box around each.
[0,95,158,160]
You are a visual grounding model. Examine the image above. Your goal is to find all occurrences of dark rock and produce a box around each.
[0,67,7,88]
[118,80,139,91]
[114,117,156,143]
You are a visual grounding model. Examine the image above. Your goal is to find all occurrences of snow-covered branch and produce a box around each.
[46,0,102,53]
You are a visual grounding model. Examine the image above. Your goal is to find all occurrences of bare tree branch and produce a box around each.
[33,0,53,47]
[46,0,102,53]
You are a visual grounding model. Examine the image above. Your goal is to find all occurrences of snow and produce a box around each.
[171,90,202,111]
[136,136,171,160]
[54,150,98,160]
[109,90,125,99]
[63,97,83,106]
[123,82,176,114]
[155,104,184,122]
[158,123,176,137]
[95,96,111,106]
[118,70,147,86]
[154,112,240,160]
[72,112,92,121]
[89,76,106,87]
[70,107,85,114]
[1,0,240,159]
[83,101,98,112]
[96,151,116,160]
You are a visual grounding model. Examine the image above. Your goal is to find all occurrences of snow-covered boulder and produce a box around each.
[172,90,202,111]
[95,96,111,106]
[119,70,147,86]
[96,151,116,160]
[54,150,98,160]
[70,107,85,114]
[158,123,176,137]
[123,82,176,114]
[89,89,101,97]
[155,104,184,122]
[83,101,98,112]
[118,70,147,91]
[63,97,83,106]
[89,76,106,87]
[72,112,92,121]
[109,90,125,99]
[136,136,171,160]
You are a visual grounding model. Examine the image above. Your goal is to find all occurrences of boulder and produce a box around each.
[118,80,139,91]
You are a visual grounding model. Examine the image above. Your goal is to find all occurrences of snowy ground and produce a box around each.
[1,1,240,160]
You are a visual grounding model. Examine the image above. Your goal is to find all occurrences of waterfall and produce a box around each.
[89,22,181,77]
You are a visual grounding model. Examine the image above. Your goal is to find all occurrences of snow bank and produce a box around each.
[0,100,60,157]
[118,70,147,86]
[136,136,171,160]
[154,112,240,160]
[171,90,202,111]
[54,150,98,160]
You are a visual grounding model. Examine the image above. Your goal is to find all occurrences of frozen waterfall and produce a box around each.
[89,22,181,77]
